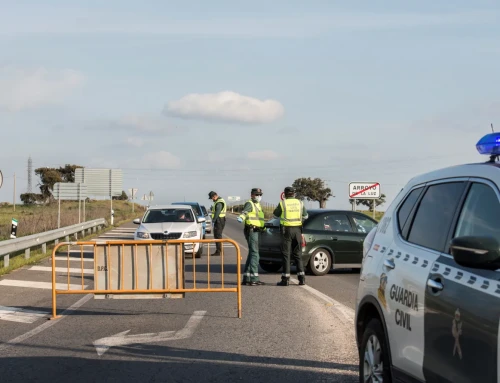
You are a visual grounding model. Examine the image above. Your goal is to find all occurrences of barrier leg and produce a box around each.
[237,244,242,319]
[50,246,61,320]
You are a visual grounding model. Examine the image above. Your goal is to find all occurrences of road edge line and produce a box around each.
[222,230,356,322]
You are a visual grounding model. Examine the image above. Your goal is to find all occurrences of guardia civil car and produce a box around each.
[355,132,500,383]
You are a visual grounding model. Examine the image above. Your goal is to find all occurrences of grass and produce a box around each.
[0,200,144,276]
[0,200,144,240]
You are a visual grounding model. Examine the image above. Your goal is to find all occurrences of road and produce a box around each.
[0,217,360,382]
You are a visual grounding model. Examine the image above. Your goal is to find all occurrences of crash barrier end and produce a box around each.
[50,239,242,319]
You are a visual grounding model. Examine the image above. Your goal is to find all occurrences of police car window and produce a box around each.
[407,182,466,252]
[397,187,424,232]
[352,215,377,234]
[454,183,500,240]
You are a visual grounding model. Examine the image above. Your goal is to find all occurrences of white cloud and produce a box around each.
[142,151,181,169]
[0,66,85,112]
[165,91,285,124]
[125,137,144,147]
[247,150,280,160]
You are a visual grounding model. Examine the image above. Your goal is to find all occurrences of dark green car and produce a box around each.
[258,209,378,276]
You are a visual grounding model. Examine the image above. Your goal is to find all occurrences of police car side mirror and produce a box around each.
[450,236,500,270]
[133,218,141,224]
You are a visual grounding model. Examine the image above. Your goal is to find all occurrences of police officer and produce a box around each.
[236,188,270,286]
[273,186,308,286]
[208,191,227,256]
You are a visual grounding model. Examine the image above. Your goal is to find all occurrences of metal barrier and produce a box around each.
[0,218,107,268]
[50,238,242,319]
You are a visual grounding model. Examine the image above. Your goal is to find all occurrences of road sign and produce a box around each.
[280,192,285,200]
[74,168,123,197]
[349,182,380,199]
[128,188,138,199]
[228,196,241,202]
[52,183,88,200]
[0,170,3,189]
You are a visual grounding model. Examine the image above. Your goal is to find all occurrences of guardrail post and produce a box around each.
[92,227,96,234]
[25,248,30,260]
[4,254,9,268]
[65,235,69,242]
[55,239,59,245]
[42,243,47,254]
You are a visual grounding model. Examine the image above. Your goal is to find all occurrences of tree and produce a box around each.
[292,177,333,209]
[349,194,387,212]
[20,193,43,205]
[34,164,83,201]
[113,190,129,200]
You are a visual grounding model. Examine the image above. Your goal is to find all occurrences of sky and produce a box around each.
[1,0,500,212]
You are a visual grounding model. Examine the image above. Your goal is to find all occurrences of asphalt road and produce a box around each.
[0,219,360,382]
[223,213,361,309]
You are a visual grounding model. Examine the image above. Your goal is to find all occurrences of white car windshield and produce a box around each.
[142,208,194,223]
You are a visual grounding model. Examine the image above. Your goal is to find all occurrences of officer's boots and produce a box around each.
[298,275,306,285]
[277,276,289,286]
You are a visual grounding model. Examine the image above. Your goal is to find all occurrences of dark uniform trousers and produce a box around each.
[213,217,226,253]
[280,226,305,276]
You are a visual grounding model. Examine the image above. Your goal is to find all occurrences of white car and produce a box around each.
[355,132,500,382]
[133,204,206,258]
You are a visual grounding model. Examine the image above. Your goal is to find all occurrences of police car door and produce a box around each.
[423,179,500,383]
[385,180,467,381]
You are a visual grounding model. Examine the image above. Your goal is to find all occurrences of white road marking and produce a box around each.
[0,294,92,352]
[0,280,87,290]
[29,266,94,275]
[55,256,94,262]
[224,230,356,319]
[93,310,207,356]
[0,306,49,324]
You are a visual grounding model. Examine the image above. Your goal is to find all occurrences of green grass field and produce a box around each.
[0,200,144,240]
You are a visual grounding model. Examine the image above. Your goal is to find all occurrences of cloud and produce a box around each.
[164,91,285,124]
[0,66,85,112]
[142,151,181,169]
[247,150,280,160]
[125,137,144,147]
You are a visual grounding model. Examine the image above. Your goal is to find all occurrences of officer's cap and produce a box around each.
[208,191,217,199]
[251,188,263,195]
[284,186,295,194]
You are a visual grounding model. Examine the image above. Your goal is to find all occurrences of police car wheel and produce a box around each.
[258,261,282,273]
[359,318,392,383]
[308,248,331,276]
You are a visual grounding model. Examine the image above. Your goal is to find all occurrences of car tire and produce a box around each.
[359,318,392,383]
[308,248,331,276]
[258,261,282,273]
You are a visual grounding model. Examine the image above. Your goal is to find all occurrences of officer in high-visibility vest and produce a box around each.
[208,191,227,256]
[272,186,308,286]
[236,188,270,286]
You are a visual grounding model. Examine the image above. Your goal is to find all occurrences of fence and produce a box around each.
[50,238,242,319]
[0,218,107,269]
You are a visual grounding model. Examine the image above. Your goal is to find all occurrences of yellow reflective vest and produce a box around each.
[238,200,265,227]
[211,197,227,219]
[280,198,303,226]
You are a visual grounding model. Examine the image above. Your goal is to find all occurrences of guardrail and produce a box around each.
[0,218,107,268]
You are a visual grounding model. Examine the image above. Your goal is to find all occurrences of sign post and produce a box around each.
[0,170,3,189]
[10,218,18,239]
[128,188,138,213]
[348,182,381,219]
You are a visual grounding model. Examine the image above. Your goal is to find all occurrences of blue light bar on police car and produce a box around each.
[476,132,500,155]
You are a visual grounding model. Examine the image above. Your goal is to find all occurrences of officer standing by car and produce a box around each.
[273,186,308,286]
[208,191,227,256]
[236,188,269,286]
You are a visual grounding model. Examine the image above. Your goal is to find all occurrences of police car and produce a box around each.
[355,132,500,383]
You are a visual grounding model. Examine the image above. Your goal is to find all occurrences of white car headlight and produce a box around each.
[183,231,198,238]
[136,232,150,239]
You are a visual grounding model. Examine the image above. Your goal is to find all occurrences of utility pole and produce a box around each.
[13,173,16,211]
